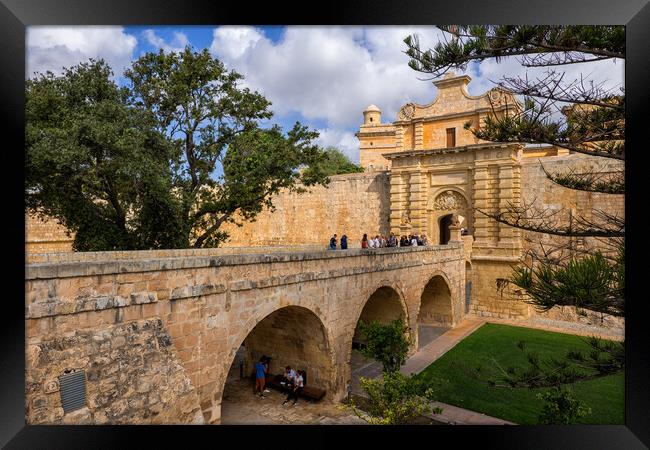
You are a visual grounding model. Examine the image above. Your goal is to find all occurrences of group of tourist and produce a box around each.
[280,365,306,406]
[253,357,306,406]
[329,232,428,249]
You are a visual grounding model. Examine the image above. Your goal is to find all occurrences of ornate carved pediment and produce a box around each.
[433,190,468,211]
[397,103,416,121]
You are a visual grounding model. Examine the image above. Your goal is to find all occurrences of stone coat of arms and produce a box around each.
[398,103,416,121]
[433,190,467,210]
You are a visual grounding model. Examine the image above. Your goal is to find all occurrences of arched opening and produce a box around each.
[439,214,453,245]
[220,306,334,424]
[350,286,408,395]
[417,275,453,349]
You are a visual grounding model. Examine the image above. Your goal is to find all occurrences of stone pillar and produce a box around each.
[395,125,405,151]
[497,164,514,245]
[448,216,462,243]
[389,170,408,234]
[472,165,490,245]
[414,122,423,150]
[408,170,425,235]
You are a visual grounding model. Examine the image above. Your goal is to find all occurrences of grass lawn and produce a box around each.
[414,323,624,425]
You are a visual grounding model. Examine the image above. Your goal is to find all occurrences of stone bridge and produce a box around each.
[25,243,466,424]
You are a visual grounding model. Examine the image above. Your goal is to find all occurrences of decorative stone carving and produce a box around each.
[400,211,411,225]
[398,103,416,121]
[487,88,504,106]
[433,190,467,211]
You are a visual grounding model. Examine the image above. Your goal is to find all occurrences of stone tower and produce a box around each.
[357,104,396,171]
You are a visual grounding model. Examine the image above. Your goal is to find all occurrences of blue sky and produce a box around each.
[27,25,624,166]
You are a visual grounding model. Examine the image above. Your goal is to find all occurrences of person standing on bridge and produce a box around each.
[340,234,348,250]
[329,234,338,250]
[361,234,369,249]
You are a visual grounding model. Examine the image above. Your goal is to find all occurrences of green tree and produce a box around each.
[358,317,411,373]
[302,146,363,178]
[537,387,591,424]
[25,60,186,251]
[125,47,331,248]
[27,49,331,250]
[404,25,625,318]
[349,371,442,425]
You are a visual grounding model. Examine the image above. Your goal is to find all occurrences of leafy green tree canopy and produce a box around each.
[124,47,330,248]
[302,146,363,179]
[358,317,411,373]
[27,48,332,250]
[26,60,186,251]
[349,371,441,425]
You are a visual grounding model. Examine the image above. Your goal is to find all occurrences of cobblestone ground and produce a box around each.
[220,371,366,425]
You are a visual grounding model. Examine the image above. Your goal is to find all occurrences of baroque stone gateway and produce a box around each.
[25,73,624,424]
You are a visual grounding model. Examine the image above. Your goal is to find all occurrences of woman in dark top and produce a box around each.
[341,234,348,250]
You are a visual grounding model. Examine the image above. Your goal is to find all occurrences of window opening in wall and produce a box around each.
[446,128,456,148]
[59,369,87,413]
[369,117,373,122]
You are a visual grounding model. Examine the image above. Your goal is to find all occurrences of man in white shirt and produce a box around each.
[411,235,418,246]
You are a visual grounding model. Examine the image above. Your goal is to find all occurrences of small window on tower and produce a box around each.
[370,142,373,146]
[446,128,456,148]
[369,117,373,122]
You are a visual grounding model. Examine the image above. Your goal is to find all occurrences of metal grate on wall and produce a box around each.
[59,370,87,413]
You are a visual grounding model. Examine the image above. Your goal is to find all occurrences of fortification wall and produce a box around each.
[464,152,624,330]
[220,171,391,247]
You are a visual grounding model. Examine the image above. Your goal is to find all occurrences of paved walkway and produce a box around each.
[400,317,485,376]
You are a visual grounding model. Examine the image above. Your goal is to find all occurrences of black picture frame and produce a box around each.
[2,1,648,447]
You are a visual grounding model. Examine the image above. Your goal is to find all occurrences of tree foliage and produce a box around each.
[349,371,441,425]
[358,317,411,373]
[537,387,591,425]
[404,25,625,318]
[25,60,186,251]
[302,146,364,179]
[27,48,332,250]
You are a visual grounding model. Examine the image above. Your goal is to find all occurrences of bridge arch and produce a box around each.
[417,272,454,328]
[351,282,411,347]
[216,304,335,424]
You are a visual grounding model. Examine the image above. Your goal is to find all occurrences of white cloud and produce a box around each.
[27,26,137,79]
[142,29,189,53]
[210,26,445,128]
[315,128,359,162]
[210,26,624,159]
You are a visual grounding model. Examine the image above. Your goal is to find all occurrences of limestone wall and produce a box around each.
[26,213,73,254]
[26,318,203,424]
[518,153,624,329]
[220,171,391,247]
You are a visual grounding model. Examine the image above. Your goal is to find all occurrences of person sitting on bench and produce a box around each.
[282,370,304,406]
[282,366,296,388]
